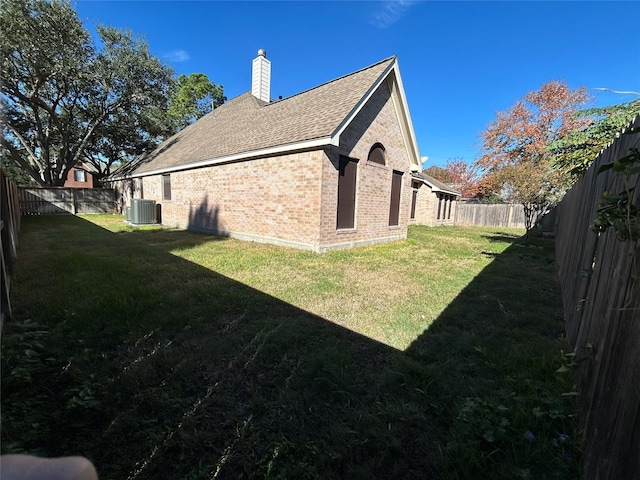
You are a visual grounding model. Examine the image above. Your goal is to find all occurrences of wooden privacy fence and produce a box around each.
[19,187,116,215]
[554,116,640,480]
[1,169,21,329]
[454,203,525,228]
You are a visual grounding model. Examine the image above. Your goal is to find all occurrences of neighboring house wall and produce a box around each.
[411,184,457,227]
[432,192,457,226]
[64,167,96,188]
[411,183,433,225]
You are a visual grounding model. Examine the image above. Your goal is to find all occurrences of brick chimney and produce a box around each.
[251,49,271,102]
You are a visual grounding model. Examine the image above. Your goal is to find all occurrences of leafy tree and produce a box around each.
[424,159,481,198]
[442,158,482,198]
[423,165,456,183]
[0,0,175,185]
[549,98,640,176]
[77,25,178,178]
[1,151,37,185]
[475,80,591,241]
[167,73,225,131]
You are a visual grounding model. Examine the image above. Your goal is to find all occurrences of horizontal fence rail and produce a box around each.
[19,188,116,215]
[554,116,640,480]
[454,203,525,228]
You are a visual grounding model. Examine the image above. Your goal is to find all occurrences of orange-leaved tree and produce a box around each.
[422,165,457,184]
[423,158,482,198]
[443,158,482,198]
[475,80,592,242]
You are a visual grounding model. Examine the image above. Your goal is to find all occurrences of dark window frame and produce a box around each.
[410,188,418,220]
[162,174,172,201]
[336,156,358,229]
[388,170,403,226]
[367,143,386,166]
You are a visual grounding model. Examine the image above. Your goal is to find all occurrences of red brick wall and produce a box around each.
[318,78,411,249]
[141,151,325,249]
[122,79,416,252]
[64,168,94,188]
[408,181,458,227]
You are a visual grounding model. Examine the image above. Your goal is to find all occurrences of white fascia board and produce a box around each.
[387,61,422,171]
[329,59,398,146]
[432,186,461,196]
[126,136,333,179]
[328,59,422,171]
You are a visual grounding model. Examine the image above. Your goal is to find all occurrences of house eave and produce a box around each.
[112,136,334,180]
[411,174,461,196]
[331,59,397,142]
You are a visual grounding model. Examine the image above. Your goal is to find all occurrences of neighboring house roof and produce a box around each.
[112,56,421,179]
[411,171,461,196]
[72,162,99,175]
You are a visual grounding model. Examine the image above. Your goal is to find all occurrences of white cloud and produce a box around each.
[370,0,418,29]
[164,50,190,63]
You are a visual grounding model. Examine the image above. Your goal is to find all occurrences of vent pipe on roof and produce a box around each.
[252,49,271,103]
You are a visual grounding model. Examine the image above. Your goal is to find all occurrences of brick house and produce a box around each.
[108,52,426,252]
[64,162,99,188]
[409,172,460,226]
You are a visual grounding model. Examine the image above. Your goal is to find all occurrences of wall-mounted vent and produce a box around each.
[130,199,157,225]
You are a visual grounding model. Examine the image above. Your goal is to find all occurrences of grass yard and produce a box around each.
[1,215,583,479]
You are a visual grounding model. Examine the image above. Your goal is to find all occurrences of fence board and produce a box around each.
[554,115,640,479]
[1,169,21,329]
[454,203,525,228]
[19,187,116,215]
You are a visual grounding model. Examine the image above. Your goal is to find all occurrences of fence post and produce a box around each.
[1,169,20,330]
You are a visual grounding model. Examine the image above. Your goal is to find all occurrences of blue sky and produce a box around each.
[74,0,640,168]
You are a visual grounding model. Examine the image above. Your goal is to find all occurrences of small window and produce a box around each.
[410,189,418,220]
[437,194,443,220]
[162,174,172,201]
[368,143,386,165]
[389,170,403,226]
[74,170,86,182]
[337,156,357,229]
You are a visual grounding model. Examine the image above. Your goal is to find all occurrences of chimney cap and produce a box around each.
[257,49,266,57]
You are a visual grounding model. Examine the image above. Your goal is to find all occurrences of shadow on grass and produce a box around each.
[481,232,525,243]
[1,216,582,480]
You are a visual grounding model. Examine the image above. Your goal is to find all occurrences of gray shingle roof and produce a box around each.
[412,171,461,196]
[132,56,396,176]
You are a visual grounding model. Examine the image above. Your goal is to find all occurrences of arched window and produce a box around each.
[368,143,386,165]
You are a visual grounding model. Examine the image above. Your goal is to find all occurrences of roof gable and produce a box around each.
[123,56,421,178]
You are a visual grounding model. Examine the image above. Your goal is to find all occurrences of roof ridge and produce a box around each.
[264,55,397,107]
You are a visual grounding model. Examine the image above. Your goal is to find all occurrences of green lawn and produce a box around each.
[1,215,583,479]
